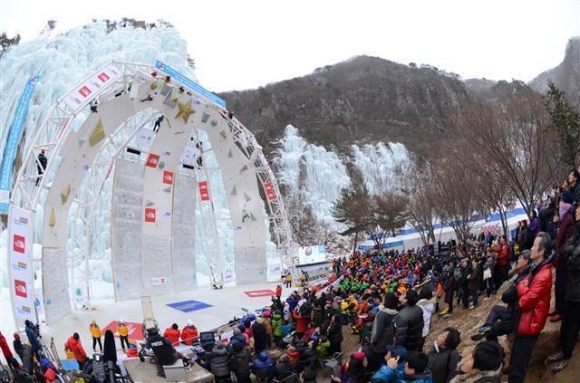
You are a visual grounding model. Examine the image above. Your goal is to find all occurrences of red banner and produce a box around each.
[102,321,144,340]
[198,181,210,201]
[144,208,156,223]
[244,289,276,298]
[13,234,25,253]
[264,182,276,201]
[163,171,174,185]
[146,153,160,168]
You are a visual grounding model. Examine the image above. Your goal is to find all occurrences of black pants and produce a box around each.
[92,336,102,351]
[285,280,291,288]
[486,305,512,342]
[120,335,130,350]
[508,334,539,383]
[560,299,580,359]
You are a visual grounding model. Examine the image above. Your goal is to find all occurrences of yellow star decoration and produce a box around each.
[175,100,195,123]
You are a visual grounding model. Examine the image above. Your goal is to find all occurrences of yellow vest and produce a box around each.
[117,323,129,337]
[89,324,101,338]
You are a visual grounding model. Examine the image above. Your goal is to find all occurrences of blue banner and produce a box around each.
[154,60,226,108]
[0,76,41,213]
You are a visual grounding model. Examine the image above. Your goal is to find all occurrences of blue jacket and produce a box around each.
[25,325,40,352]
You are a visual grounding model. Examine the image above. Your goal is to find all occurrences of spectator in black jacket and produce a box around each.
[327,314,343,355]
[366,292,398,372]
[229,341,251,383]
[470,250,532,343]
[427,327,461,383]
[275,354,295,381]
[205,342,232,383]
[394,289,424,352]
[252,317,268,355]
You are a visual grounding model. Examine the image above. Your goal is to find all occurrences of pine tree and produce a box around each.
[546,82,580,168]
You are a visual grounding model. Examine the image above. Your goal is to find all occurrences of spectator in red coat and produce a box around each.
[276,285,283,300]
[292,308,308,340]
[163,323,180,346]
[66,333,88,370]
[509,232,553,383]
[0,331,19,373]
[180,320,199,346]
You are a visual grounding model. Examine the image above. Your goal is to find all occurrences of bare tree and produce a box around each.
[407,168,437,246]
[460,95,565,216]
[430,149,487,245]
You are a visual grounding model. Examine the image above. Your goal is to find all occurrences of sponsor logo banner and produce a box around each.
[167,300,213,313]
[264,182,276,201]
[163,171,174,185]
[62,64,122,113]
[244,289,276,298]
[102,321,144,340]
[198,181,210,201]
[144,208,156,223]
[146,153,160,168]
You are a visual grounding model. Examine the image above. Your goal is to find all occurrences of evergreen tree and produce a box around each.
[545,82,580,168]
[0,32,21,60]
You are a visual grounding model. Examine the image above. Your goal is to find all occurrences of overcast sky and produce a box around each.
[2,0,579,92]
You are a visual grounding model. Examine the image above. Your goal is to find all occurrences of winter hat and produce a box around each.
[13,333,20,341]
[472,341,504,372]
[171,323,178,330]
[232,341,243,352]
[258,351,268,362]
[351,351,366,362]
[561,190,574,204]
[233,328,242,336]
[187,319,194,327]
[385,345,407,362]
[256,317,264,324]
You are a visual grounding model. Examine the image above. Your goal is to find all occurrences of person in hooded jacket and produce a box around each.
[509,232,553,383]
[229,341,251,383]
[230,327,248,349]
[13,333,32,373]
[450,341,504,383]
[427,327,460,383]
[394,290,424,352]
[180,320,199,346]
[271,309,284,347]
[205,342,232,383]
[24,320,40,361]
[252,317,268,355]
[367,292,398,372]
[250,350,275,381]
[66,332,88,370]
[327,314,344,355]
[163,323,180,346]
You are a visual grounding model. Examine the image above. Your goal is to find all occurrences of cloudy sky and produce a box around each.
[2,0,579,92]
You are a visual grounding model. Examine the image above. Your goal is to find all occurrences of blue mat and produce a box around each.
[166,300,212,313]
[61,359,79,370]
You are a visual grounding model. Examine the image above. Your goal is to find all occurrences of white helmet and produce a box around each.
[187,319,194,327]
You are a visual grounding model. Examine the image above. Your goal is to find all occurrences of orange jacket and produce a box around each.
[163,328,180,346]
[180,326,198,345]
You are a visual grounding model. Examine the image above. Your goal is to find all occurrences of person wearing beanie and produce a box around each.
[371,345,407,383]
[249,351,275,381]
[181,319,198,346]
[275,354,294,381]
[24,319,41,361]
[13,333,32,373]
[163,323,180,346]
[450,341,504,383]
[117,319,130,352]
[66,332,88,370]
[230,326,247,348]
[252,316,268,355]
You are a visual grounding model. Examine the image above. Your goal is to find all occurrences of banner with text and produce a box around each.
[198,181,210,201]
[62,64,122,113]
[155,60,226,108]
[0,76,41,213]
[9,207,35,322]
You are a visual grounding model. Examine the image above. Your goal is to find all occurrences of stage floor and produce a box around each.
[3,281,286,360]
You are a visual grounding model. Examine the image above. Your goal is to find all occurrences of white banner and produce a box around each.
[71,283,86,305]
[9,206,35,322]
[222,265,234,284]
[62,64,122,113]
[132,127,155,151]
[151,276,167,286]
[181,145,200,166]
[268,263,281,279]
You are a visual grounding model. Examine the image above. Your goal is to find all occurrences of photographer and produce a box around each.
[145,327,186,378]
